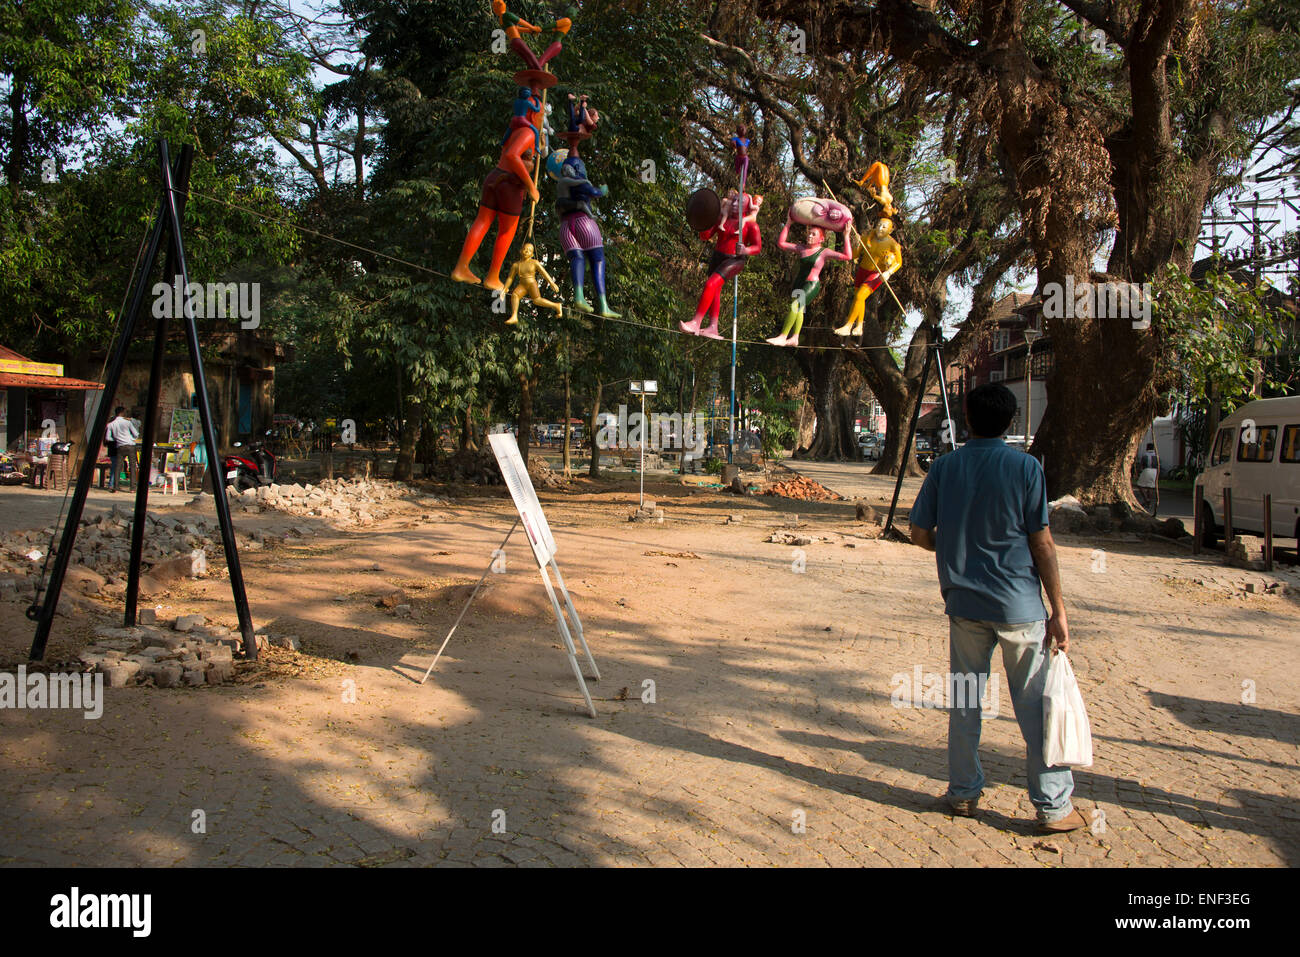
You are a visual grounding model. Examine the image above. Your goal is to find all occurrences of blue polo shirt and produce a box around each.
[908,437,1049,623]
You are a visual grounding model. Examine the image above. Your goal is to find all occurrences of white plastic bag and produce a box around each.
[1043,652,1093,767]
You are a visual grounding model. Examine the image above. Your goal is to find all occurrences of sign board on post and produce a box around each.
[489,433,557,568]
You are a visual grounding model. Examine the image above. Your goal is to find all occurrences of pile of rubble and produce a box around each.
[225,476,415,525]
[1178,567,1296,598]
[1048,496,1189,539]
[0,505,320,606]
[763,474,843,502]
[77,614,243,688]
[0,508,238,593]
[425,449,503,485]
[528,455,569,490]
[629,498,665,524]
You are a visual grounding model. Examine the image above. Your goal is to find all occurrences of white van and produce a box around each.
[1195,396,1300,546]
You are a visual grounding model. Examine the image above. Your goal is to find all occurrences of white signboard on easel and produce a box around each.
[489,433,557,567]
[422,434,599,717]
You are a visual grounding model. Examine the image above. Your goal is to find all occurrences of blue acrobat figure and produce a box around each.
[545,94,619,318]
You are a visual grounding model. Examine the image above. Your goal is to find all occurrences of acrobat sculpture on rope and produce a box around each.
[546,94,619,317]
[680,188,763,339]
[451,2,573,291]
[835,161,902,337]
[766,197,853,347]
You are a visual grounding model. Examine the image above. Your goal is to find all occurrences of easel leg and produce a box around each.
[549,558,598,680]
[540,563,596,718]
[420,518,519,683]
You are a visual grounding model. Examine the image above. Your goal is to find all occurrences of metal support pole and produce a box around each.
[639,393,646,509]
[883,338,936,538]
[28,193,171,660]
[935,342,954,450]
[127,145,194,626]
[728,161,749,467]
[158,139,257,658]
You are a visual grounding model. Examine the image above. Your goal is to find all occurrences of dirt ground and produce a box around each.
[1,465,1298,867]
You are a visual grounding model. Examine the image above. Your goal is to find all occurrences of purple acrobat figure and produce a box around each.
[545,94,619,318]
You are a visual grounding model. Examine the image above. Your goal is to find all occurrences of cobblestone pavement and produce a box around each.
[2,489,1297,867]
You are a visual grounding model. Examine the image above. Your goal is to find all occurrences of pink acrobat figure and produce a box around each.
[765,205,853,347]
[680,189,763,340]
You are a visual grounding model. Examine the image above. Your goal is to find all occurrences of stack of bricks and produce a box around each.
[77,616,241,688]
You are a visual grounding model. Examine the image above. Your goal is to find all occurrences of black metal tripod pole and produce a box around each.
[157,140,257,658]
[883,334,938,539]
[27,196,171,661]
[126,145,195,626]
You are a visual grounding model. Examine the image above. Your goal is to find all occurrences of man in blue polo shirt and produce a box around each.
[909,383,1085,833]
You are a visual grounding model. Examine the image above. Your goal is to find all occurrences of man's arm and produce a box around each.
[1028,526,1068,654]
[910,525,935,551]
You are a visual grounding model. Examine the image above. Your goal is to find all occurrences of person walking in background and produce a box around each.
[1135,442,1159,515]
[908,383,1087,833]
[105,406,139,493]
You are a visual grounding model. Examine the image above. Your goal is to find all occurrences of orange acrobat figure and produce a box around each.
[452,2,575,290]
[451,110,542,291]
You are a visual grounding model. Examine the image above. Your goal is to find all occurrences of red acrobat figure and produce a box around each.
[680,189,763,339]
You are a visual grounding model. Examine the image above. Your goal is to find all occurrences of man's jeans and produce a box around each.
[946,616,1074,822]
[111,443,136,491]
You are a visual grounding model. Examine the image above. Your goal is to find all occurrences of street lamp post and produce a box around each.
[630,380,658,509]
[1024,328,1042,448]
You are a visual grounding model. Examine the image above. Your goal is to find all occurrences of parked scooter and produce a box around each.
[223,430,276,492]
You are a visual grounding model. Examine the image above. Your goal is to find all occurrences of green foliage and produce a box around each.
[1153,262,1287,411]
[749,370,796,460]
[0,0,309,352]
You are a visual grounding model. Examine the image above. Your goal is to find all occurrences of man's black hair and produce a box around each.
[114,406,125,416]
[965,383,1018,438]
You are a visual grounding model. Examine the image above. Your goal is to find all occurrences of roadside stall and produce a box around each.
[1,345,104,487]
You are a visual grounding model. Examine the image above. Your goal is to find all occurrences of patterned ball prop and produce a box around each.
[685,188,721,232]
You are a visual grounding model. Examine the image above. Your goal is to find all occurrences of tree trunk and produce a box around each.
[517,366,537,467]
[587,378,604,478]
[872,384,926,478]
[5,72,28,194]
[393,402,420,481]
[794,350,860,460]
[459,405,475,451]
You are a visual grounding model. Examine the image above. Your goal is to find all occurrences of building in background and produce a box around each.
[1,345,103,463]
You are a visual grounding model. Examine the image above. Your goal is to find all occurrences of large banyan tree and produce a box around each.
[754,0,1298,501]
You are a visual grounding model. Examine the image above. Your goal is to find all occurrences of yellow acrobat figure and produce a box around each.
[504,243,563,325]
[858,160,897,218]
[834,217,903,337]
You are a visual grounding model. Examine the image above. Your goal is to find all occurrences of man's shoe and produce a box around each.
[945,794,980,817]
[1037,808,1088,833]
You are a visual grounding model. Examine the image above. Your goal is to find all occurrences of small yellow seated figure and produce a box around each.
[834,217,903,337]
[504,242,563,324]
